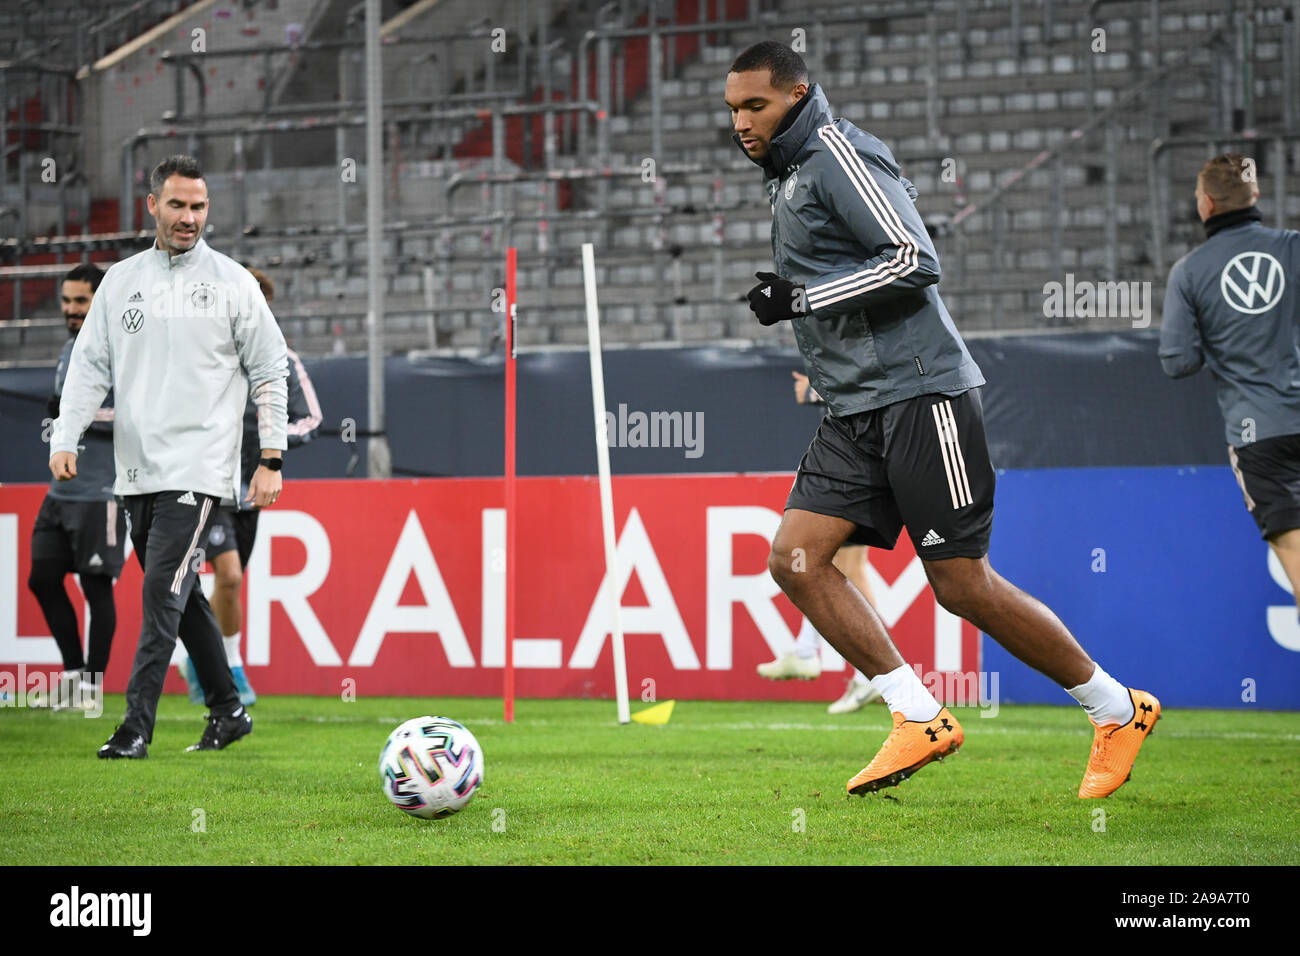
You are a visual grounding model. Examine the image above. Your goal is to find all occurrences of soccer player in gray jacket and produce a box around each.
[49,154,289,758]
[1160,153,1300,610]
[728,42,1158,798]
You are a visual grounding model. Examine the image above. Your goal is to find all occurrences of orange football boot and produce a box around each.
[847,707,963,794]
[1078,688,1160,798]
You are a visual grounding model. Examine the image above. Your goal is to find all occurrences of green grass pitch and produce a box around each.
[2,695,1297,865]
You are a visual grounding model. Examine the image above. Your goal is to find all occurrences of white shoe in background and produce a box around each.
[756,653,822,680]
[827,676,882,714]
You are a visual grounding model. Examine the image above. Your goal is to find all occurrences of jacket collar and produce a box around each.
[1204,205,1262,238]
[733,82,834,179]
[152,235,207,269]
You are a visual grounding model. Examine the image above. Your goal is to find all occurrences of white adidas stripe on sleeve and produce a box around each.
[287,349,324,439]
[806,125,919,310]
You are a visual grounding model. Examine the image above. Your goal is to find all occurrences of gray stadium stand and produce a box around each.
[2,0,1297,362]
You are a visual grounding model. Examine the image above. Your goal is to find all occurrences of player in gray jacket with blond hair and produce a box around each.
[1161,152,1300,613]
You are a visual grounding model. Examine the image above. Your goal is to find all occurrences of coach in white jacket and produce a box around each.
[50,155,288,758]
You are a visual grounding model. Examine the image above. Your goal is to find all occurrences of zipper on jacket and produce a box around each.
[914,356,925,375]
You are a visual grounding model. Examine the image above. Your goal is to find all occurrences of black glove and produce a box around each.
[46,394,60,420]
[746,272,808,326]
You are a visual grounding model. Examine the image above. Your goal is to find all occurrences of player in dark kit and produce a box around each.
[28,263,122,710]
[726,42,1159,797]
[1160,154,1300,611]
[179,266,322,706]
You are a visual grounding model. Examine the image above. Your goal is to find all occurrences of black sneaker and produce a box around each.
[186,708,252,752]
[97,725,148,759]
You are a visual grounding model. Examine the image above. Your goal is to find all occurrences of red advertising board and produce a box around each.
[1,477,979,700]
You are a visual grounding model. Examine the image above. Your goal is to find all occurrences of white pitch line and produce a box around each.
[137,712,1300,742]
[614,720,1300,743]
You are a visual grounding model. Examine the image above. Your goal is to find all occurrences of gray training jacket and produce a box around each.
[1159,207,1300,447]
[50,238,288,503]
[230,347,323,507]
[47,334,116,502]
[737,83,984,417]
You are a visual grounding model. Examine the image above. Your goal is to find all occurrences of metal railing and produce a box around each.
[0,62,82,215]
[1,0,180,70]
[118,100,601,236]
[574,1,928,162]
[85,0,189,66]
[0,227,150,263]
[440,162,736,330]
[1,183,748,346]
[1088,0,1300,130]
[943,24,1231,285]
[158,31,523,126]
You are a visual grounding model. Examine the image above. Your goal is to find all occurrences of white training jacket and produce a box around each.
[51,238,288,502]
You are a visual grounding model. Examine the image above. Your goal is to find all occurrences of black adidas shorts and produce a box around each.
[786,387,996,560]
[1229,434,1300,540]
[30,496,128,577]
[204,506,260,569]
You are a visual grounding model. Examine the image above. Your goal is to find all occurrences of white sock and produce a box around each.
[224,633,243,668]
[851,667,868,684]
[793,617,820,659]
[1066,663,1133,726]
[872,663,941,722]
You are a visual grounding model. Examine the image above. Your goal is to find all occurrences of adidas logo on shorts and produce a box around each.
[920,529,946,547]
[177,491,197,506]
[87,553,103,567]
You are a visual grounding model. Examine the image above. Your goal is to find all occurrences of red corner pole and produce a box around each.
[504,248,517,723]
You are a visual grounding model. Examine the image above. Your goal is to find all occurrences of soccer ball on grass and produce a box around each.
[379,716,483,819]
